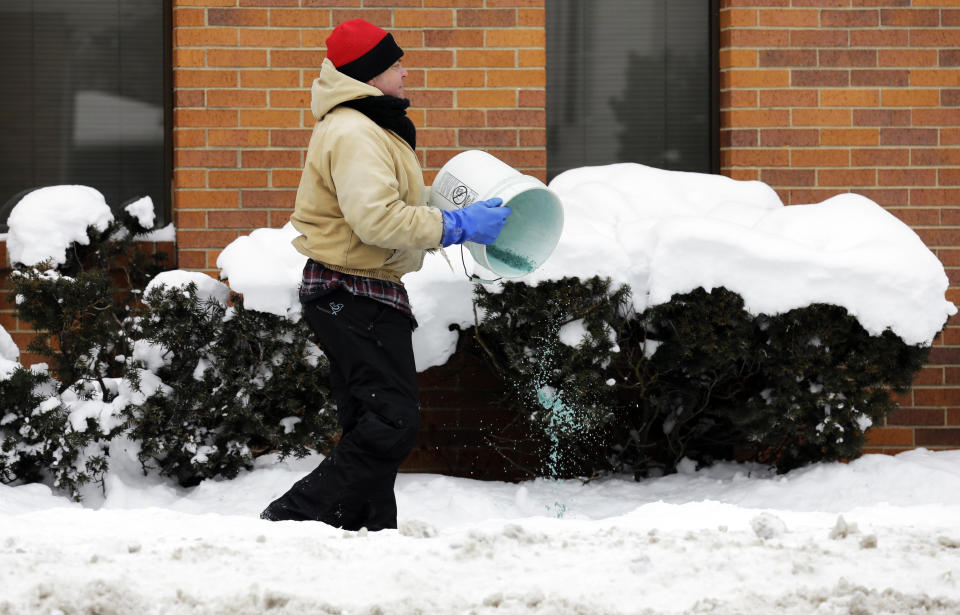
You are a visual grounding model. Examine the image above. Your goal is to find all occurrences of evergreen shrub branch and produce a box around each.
[474,278,931,480]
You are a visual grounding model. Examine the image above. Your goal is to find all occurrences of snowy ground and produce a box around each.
[3,448,960,614]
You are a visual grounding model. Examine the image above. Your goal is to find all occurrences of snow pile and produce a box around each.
[212,163,953,369]
[0,325,18,380]
[4,186,174,266]
[216,224,307,318]
[6,185,113,267]
[2,448,960,614]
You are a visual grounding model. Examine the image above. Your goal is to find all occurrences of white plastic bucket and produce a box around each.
[429,150,564,279]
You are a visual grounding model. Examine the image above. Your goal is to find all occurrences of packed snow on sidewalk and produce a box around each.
[2,163,958,614]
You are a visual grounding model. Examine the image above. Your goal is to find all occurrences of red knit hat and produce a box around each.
[325,19,404,83]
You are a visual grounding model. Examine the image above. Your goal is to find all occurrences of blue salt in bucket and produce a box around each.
[429,150,564,280]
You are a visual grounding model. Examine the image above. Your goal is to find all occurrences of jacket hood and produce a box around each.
[311,58,383,121]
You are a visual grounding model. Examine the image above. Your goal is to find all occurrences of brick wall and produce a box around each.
[172,0,546,275]
[718,0,960,452]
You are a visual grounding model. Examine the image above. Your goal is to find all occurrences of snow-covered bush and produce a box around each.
[127,278,337,486]
[474,279,932,478]
[0,186,337,498]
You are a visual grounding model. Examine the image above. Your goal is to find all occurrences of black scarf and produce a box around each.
[341,95,416,150]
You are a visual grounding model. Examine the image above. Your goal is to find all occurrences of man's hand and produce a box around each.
[441,198,512,246]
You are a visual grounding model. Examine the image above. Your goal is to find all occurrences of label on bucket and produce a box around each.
[433,171,479,209]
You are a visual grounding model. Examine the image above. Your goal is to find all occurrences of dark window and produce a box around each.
[0,0,171,232]
[546,0,718,180]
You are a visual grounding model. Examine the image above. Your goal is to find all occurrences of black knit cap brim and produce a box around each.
[337,33,404,84]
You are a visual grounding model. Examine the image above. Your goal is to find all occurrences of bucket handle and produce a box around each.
[438,244,502,285]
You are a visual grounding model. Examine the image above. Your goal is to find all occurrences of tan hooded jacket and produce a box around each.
[290,58,444,284]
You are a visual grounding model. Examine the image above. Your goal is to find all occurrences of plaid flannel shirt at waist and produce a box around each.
[299,259,416,325]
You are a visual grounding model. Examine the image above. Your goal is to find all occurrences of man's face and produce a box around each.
[368,60,408,99]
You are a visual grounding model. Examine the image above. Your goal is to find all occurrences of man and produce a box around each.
[260,18,510,531]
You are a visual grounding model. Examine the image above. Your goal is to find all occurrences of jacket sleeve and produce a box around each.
[326,119,443,250]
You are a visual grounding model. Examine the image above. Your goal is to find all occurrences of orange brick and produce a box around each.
[488,109,544,127]
[395,9,454,27]
[269,90,310,108]
[882,89,940,107]
[758,89,817,107]
[241,190,297,208]
[722,148,790,167]
[270,49,323,67]
[518,49,545,67]
[175,89,204,107]
[820,89,879,107]
[208,129,269,147]
[424,29,484,47]
[518,8,544,26]
[914,108,960,125]
[175,69,238,88]
[719,8,757,28]
[242,150,302,168]
[488,69,545,87]
[269,9,330,27]
[206,89,267,108]
[725,168,758,181]
[457,8,516,26]
[426,69,485,87]
[865,427,914,447]
[174,210,207,229]
[459,129,517,147]
[792,108,852,126]
[208,49,268,67]
[820,128,880,145]
[239,109,302,127]
[485,29,544,47]
[792,148,850,167]
[723,90,758,108]
[720,49,758,68]
[404,49,454,67]
[270,129,312,147]
[408,89,454,108]
[175,190,240,209]
[722,109,791,127]
[174,27,238,47]
[881,8,940,26]
[173,128,207,148]
[173,49,205,67]
[175,150,238,168]
[239,29,301,47]
[209,170,269,188]
[270,210,293,227]
[208,210,270,229]
[208,8,269,26]
[724,69,790,88]
[821,9,879,28]
[425,109,485,127]
[457,50,515,67]
[177,230,240,249]
[301,29,334,47]
[458,89,515,108]
[174,170,207,189]
[175,109,238,127]
[722,29,790,48]
[416,128,457,147]
[818,168,876,186]
[175,249,207,270]
[241,69,300,87]
[174,8,205,26]
[911,69,960,87]
[758,8,819,27]
[272,169,304,187]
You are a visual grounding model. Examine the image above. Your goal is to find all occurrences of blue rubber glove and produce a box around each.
[440,198,512,247]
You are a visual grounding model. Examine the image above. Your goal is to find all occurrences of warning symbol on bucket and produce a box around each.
[434,171,478,209]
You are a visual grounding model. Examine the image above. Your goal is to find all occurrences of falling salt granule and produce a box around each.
[605,378,616,386]
[486,244,535,274]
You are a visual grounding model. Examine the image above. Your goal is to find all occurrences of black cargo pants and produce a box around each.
[260,288,420,531]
